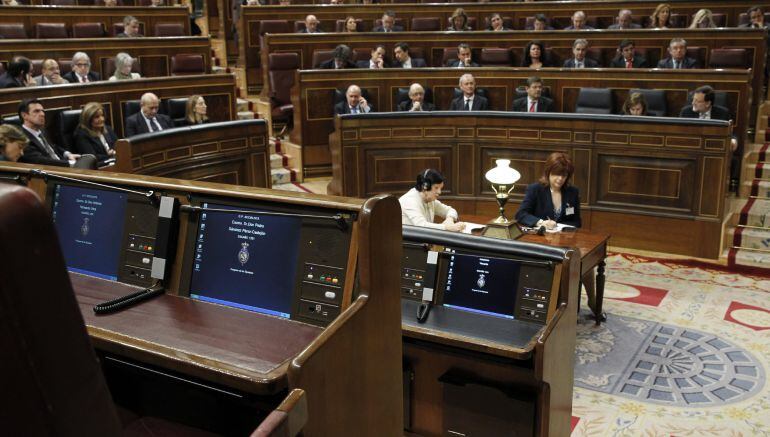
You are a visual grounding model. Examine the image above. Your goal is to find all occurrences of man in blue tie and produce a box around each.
[334,85,374,115]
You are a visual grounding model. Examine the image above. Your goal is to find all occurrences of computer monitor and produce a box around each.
[51,184,128,281]
[441,252,521,319]
[188,202,302,318]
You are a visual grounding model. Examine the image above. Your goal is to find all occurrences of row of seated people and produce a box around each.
[0,52,207,88]
[0,16,186,38]
[312,39,751,71]
[0,94,209,165]
[277,6,769,35]
[333,75,733,124]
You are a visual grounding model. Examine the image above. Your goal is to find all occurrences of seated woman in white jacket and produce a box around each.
[399,169,466,232]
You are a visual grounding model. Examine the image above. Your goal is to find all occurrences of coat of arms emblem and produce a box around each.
[238,242,250,265]
[477,273,486,288]
[80,217,90,236]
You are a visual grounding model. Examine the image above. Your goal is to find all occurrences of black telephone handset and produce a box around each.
[416,302,432,323]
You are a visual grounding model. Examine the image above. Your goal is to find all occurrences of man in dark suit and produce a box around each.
[739,6,769,29]
[62,52,101,84]
[116,15,143,37]
[563,39,599,68]
[449,74,488,111]
[318,45,357,69]
[124,92,175,137]
[298,15,322,33]
[398,83,434,112]
[356,46,386,69]
[657,38,700,69]
[607,9,642,29]
[391,42,427,68]
[373,11,403,32]
[610,39,648,68]
[530,14,555,31]
[564,11,595,30]
[512,76,554,112]
[446,43,479,68]
[33,59,68,86]
[0,56,33,88]
[17,99,77,167]
[334,85,374,115]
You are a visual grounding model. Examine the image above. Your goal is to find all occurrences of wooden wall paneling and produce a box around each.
[331,113,732,258]
[292,68,751,175]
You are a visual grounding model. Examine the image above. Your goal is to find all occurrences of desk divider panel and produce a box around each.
[331,112,732,258]
[0,162,403,436]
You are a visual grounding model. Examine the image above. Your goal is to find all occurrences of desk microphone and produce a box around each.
[536,225,546,235]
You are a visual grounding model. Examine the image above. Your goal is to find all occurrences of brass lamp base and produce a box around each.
[482,218,523,240]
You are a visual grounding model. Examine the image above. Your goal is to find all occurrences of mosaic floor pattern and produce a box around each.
[571,253,770,436]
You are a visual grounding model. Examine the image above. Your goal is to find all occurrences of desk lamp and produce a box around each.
[482,159,523,240]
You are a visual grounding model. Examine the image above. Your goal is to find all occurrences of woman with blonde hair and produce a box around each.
[73,102,117,164]
[689,9,717,29]
[109,52,141,81]
[447,8,471,31]
[182,95,209,126]
[649,3,671,28]
[0,124,28,162]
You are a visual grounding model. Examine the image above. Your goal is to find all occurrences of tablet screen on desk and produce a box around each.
[188,202,301,318]
[441,253,520,320]
[51,184,127,281]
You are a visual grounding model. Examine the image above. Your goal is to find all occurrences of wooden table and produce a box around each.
[466,215,610,325]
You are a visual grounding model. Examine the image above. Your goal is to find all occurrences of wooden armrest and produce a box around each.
[251,389,308,437]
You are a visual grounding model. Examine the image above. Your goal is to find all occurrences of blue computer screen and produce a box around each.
[51,184,127,281]
[442,253,520,319]
[188,202,301,318]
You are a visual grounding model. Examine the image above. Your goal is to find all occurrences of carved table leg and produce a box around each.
[594,260,607,325]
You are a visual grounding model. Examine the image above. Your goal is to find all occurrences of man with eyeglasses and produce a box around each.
[63,52,101,84]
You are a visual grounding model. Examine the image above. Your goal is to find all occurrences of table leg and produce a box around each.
[594,260,607,325]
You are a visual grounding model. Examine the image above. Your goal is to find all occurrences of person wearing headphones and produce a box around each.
[399,169,466,232]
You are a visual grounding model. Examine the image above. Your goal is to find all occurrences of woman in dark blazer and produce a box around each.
[73,102,117,165]
[179,94,210,126]
[515,152,581,229]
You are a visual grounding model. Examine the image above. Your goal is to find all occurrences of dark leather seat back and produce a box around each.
[373,17,405,29]
[30,59,44,77]
[49,0,76,5]
[154,22,185,36]
[1,115,22,126]
[452,87,488,101]
[72,22,106,38]
[442,47,459,65]
[687,90,729,109]
[514,85,551,101]
[686,46,706,66]
[711,13,727,27]
[0,23,28,39]
[112,22,145,36]
[575,88,613,114]
[479,48,512,66]
[35,22,68,38]
[395,86,433,110]
[738,12,770,26]
[59,109,83,151]
[411,17,441,31]
[122,99,142,125]
[164,98,188,125]
[171,54,206,75]
[268,52,299,123]
[311,49,334,68]
[708,48,749,69]
[0,184,124,437]
[629,88,667,117]
[667,13,687,28]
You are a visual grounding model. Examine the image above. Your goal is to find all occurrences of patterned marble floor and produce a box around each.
[571,253,770,436]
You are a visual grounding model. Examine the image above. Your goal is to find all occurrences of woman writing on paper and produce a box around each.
[399,169,466,232]
[515,152,581,230]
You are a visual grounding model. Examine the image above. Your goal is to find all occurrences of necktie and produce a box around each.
[576,61,583,68]
[626,60,633,69]
[80,75,88,83]
[464,99,470,111]
[39,134,60,159]
[351,107,358,114]
[674,60,680,69]
[529,101,536,112]
[150,118,160,132]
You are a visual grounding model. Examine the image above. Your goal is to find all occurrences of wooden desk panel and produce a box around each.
[0,5,190,36]
[0,36,210,79]
[330,113,731,258]
[115,120,271,188]
[294,68,751,176]
[74,273,322,395]
[0,74,237,139]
